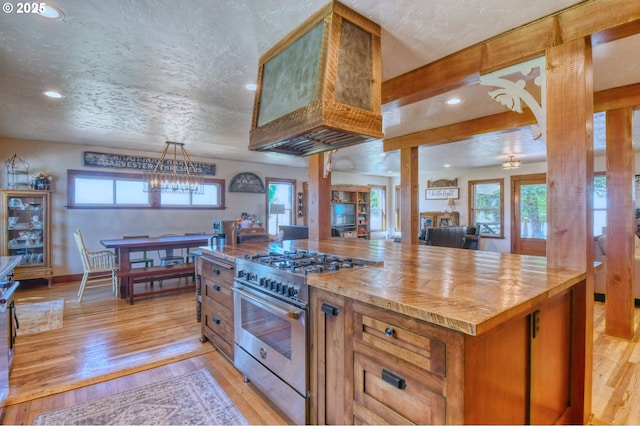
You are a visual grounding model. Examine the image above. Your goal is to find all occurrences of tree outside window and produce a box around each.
[369,186,385,231]
[469,179,504,238]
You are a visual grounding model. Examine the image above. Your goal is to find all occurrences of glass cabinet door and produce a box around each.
[6,194,47,267]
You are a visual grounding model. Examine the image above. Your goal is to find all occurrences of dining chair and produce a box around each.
[123,235,154,286]
[123,235,154,268]
[157,234,185,266]
[157,234,185,286]
[185,232,206,281]
[73,228,119,302]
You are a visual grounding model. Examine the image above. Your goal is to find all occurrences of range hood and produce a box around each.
[249,1,383,156]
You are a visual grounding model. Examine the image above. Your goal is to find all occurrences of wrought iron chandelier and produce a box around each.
[143,141,204,193]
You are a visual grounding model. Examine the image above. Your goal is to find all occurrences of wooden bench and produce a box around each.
[118,264,195,304]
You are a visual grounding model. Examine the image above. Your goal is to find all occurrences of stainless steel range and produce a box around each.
[232,248,377,425]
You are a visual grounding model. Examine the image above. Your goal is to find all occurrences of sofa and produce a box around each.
[419,226,468,248]
[279,225,308,241]
[594,234,640,305]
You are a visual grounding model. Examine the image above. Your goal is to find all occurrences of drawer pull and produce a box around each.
[213,316,221,325]
[385,327,394,337]
[381,369,406,390]
[213,284,221,291]
[212,268,221,275]
[321,303,339,316]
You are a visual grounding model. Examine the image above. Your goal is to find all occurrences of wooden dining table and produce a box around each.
[100,234,212,274]
[100,234,212,302]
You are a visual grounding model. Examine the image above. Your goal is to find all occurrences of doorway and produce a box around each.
[511,173,547,256]
[265,178,295,236]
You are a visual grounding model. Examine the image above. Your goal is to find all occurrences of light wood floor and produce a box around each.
[1,280,639,425]
[1,280,289,425]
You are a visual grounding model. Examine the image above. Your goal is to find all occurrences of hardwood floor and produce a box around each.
[2,279,289,425]
[2,279,639,425]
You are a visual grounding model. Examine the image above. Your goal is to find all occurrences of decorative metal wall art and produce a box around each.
[297,192,304,217]
[83,151,216,176]
[229,172,264,193]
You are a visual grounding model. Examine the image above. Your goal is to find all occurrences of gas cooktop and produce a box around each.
[243,248,379,275]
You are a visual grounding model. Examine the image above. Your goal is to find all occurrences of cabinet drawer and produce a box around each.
[200,257,235,286]
[203,278,233,311]
[353,302,446,377]
[202,301,233,360]
[353,351,446,424]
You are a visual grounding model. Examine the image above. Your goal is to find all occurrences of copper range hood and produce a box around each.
[248,1,383,156]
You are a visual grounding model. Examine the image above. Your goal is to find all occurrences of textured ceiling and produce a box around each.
[0,0,637,176]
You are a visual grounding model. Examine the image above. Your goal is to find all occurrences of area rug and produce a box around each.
[33,369,249,425]
[15,299,64,336]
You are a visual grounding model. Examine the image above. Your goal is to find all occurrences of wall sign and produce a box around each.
[83,151,216,176]
[425,187,459,200]
[427,178,457,188]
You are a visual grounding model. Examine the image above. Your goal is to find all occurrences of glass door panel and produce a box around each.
[512,175,547,256]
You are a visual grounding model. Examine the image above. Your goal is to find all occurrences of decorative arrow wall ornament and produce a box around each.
[479,56,546,140]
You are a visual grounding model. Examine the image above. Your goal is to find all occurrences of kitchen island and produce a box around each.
[196,238,589,424]
[0,256,21,419]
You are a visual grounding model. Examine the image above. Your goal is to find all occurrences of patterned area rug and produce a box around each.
[33,369,249,425]
[15,299,64,336]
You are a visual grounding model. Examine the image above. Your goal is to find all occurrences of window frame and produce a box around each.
[67,169,225,209]
[369,185,386,232]
[468,178,504,239]
[265,177,296,235]
[593,172,607,236]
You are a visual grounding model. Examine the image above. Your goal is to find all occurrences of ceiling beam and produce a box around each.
[384,82,640,151]
[384,109,536,152]
[382,0,640,110]
[594,82,640,112]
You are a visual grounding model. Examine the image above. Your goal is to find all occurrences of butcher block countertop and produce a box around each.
[197,238,586,336]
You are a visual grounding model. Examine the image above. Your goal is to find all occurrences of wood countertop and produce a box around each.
[196,239,586,336]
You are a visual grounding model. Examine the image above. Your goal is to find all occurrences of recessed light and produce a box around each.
[42,90,64,99]
[38,3,64,20]
[444,164,451,168]
[446,98,462,105]
[245,83,257,91]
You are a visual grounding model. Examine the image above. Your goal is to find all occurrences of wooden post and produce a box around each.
[307,154,332,241]
[545,38,593,423]
[400,147,419,245]
[605,107,635,339]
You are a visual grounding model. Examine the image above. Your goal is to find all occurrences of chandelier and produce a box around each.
[143,141,204,193]
[502,155,521,170]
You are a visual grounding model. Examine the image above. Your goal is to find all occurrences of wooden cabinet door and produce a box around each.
[465,290,573,424]
[464,313,529,424]
[530,291,572,424]
[310,288,352,425]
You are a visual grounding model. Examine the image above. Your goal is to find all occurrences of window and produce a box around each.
[593,173,606,236]
[67,169,225,209]
[469,179,504,238]
[369,185,386,231]
[265,177,295,235]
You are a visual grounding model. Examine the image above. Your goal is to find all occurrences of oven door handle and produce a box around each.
[233,286,304,320]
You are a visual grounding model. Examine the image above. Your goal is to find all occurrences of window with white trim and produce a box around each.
[67,169,225,209]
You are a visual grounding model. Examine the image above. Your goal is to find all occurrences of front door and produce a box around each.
[511,174,547,256]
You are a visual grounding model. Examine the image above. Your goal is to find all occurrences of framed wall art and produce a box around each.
[425,187,459,200]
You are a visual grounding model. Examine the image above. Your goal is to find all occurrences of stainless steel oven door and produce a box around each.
[232,283,308,396]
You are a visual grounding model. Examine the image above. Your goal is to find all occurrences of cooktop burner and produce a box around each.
[244,249,371,275]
